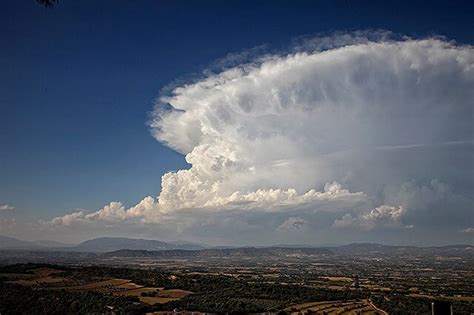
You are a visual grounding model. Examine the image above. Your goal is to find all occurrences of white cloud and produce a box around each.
[382,179,473,228]
[460,227,474,233]
[278,217,307,231]
[47,182,364,226]
[333,205,408,230]
[150,36,473,217]
[0,204,15,212]
[50,211,85,226]
[49,197,161,226]
[333,177,474,231]
[43,33,474,244]
[333,214,356,228]
[0,218,17,234]
[360,205,405,222]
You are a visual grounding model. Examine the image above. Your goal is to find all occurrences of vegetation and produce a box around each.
[158,283,368,313]
[1,263,473,314]
[0,282,149,314]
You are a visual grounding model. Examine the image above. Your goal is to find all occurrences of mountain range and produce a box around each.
[0,235,472,257]
[102,246,334,258]
[0,235,204,252]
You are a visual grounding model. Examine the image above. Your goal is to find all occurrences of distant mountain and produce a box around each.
[330,242,474,257]
[101,243,473,259]
[0,236,204,252]
[1,236,471,258]
[167,240,209,249]
[102,246,334,258]
[0,236,74,250]
[0,235,39,249]
[73,237,206,252]
[33,240,74,248]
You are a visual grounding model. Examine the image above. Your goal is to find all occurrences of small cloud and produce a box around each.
[277,217,307,231]
[333,205,409,230]
[460,227,474,233]
[0,204,15,212]
[50,211,85,226]
[0,218,16,234]
[360,205,405,223]
[332,213,355,228]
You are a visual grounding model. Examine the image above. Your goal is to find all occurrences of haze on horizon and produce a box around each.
[1,1,473,246]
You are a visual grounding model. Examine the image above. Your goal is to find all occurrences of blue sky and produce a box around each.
[1,1,473,244]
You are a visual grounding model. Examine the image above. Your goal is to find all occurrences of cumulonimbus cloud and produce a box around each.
[46,33,474,243]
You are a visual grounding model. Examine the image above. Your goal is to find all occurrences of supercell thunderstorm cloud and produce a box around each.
[48,34,474,245]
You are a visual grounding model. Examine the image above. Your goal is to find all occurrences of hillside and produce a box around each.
[73,237,205,252]
[0,236,41,249]
[102,246,334,258]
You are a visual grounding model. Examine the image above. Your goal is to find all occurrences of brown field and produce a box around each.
[60,278,131,291]
[5,268,67,286]
[6,279,38,286]
[114,287,192,305]
[34,277,67,283]
[159,289,193,298]
[6,268,193,306]
[361,284,391,292]
[451,296,474,302]
[6,269,192,306]
[409,294,474,302]
[18,276,66,285]
[114,282,144,289]
[327,285,348,291]
[322,276,354,282]
[148,312,206,315]
[139,297,179,305]
[32,268,63,277]
[1,273,33,280]
[286,299,388,315]
[114,287,159,296]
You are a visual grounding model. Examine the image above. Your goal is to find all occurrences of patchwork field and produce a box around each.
[286,299,388,315]
[409,293,474,302]
[61,279,192,304]
[322,276,354,282]
[2,260,472,314]
[60,278,131,291]
[115,288,192,305]
[5,267,68,286]
[4,267,192,305]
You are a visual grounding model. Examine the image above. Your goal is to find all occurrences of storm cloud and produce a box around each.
[45,33,474,245]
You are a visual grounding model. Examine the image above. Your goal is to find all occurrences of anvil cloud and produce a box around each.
[46,34,474,245]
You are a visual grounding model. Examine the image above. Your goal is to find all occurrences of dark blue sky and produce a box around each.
[1,0,473,219]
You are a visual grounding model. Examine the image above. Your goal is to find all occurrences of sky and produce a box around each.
[1,0,473,245]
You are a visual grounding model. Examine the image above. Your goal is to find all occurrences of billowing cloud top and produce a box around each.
[46,34,474,245]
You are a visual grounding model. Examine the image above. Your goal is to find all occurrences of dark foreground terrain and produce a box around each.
[0,243,473,314]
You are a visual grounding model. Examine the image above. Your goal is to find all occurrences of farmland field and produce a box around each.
[286,299,388,314]
[1,247,473,315]
[322,276,354,282]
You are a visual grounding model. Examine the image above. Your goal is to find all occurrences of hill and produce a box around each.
[102,246,334,258]
[73,237,205,252]
[330,242,474,258]
[0,236,41,249]
[0,235,204,252]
